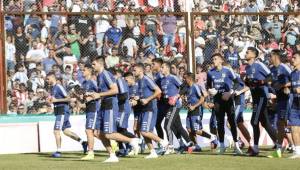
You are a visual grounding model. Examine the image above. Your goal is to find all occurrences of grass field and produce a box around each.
[0,148,299,170]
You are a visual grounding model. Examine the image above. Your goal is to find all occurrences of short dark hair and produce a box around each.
[124,72,134,78]
[91,56,105,64]
[247,47,259,58]
[163,62,172,70]
[211,53,225,61]
[46,71,56,78]
[152,58,163,65]
[185,72,195,81]
[134,63,145,70]
[84,63,93,69]
[293,51,300,57]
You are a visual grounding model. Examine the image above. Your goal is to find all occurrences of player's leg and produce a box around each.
[235,104,251,145]
[52,114,63,158]
[288,108,300,159]
[209,110,218,136]
[214,102,226,154]
[164,106,175,147]
[155,104,165,139]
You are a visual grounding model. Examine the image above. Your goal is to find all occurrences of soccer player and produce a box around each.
[289,51,300,159]
[80,64,100,160]
[133,63,168,159]
[206,53,242,155]
[88,57,139,163]
[160,62,193,154]
[46,72,87,158]
[111,68,136,157]
[268,49,292,158]
[151,58,165,140]
[244,47,279,156]
[184,72,217,150]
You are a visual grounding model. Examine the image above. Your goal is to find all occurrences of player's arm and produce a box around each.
[141,86,161,105]
[93,83,119,99]
[235,86,250,96]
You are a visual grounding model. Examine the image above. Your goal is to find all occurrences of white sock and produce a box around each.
[110,153,116,157]
[88,150,94,154]
[235,142,240,148]
[57,148,62,152]
[220,142,225,148]
[253,145,259,152]
[295,146,300,155]
[150,149,156,154]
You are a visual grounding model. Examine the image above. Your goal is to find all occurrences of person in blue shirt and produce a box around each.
[46,72,87,158]
[288,51,300,159]
[244,47,279,156]
[104,18,122,47]
[224,44,240,69]
[207,53,242,155]
[161,62,193,154]
[110,68,136,157]
[151,58,165,140]
[133,63,168,159]
[269,49,292,158]
[79,64,100,160]
[88,57,139,163]
[184,72,218,150]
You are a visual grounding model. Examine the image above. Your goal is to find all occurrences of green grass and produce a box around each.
[0,148,299,170]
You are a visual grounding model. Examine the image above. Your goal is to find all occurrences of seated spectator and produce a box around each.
[104,18,122,47]
[122,33,138,59]
[105,47,120,68]
[66,24,81,59]
[142,30,160,56]
[26,40,47,64]
[12,64,28,85]
[17,104,27,115]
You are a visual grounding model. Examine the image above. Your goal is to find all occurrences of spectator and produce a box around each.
[26,40,47,64]
[160,12,177,52]
[105,47,120,68]
[5,35,16,71]
[104,18,123,47]
[42,47,63,73]
[14,26,29,62]
[17,104,27,115]
[142,30,160,56]
[12,64,28,85]
[66,24,81,59]
[122,33,138,59]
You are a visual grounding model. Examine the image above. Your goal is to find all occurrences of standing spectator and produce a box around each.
[224,44,240,69]
[14,26,29,62]
[81,31,98,59]
[94,7,112,49]
[42,47,62,73]
[104,18,123,47]
[75,14,93,37]
[265,15,283,41]
[203,24,218,63]
[15,83,29,107]
[12,64,28,85]
[142,30,160,56]
[194,29,205,64]
[26,40,47,64]
[160,13,177,53]
[5,35,16,71]
[122,33,138,59]
[66,25,81,59]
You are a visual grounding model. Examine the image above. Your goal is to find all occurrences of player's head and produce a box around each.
[184,72,195,86]
[212,53,225,68]
[83,63,93,78]
[46,71,56,85]
[292,51,300,68]
[246,47,259,60]
[161,62,171,76]
[109,67,123,78]
[270,49,282,65]
[133,63,145,78]
[91,56,105,72]
[124,72,135,85]
[152,58,163,72]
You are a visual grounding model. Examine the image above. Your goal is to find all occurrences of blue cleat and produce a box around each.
[52,152,61,158]
[82,141,88,154]
[116,149,128,157]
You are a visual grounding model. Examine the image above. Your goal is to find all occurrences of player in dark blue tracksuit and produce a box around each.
[288,51,300,159]
[161,62,192,153]
[269,49,292,157]
[80,64,100,160]
[89,57,139,163]
[110,68,136,156]
[133,63,168,159]
[207,53,242,155]
[152,58,165,139]
[184,72,217,149]
[46,72,87,158]
[244,47,278,156]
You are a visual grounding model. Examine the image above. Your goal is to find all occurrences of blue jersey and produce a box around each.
[117,78,129,94]
[291,69,300,98]
[137,75,158,111]
[105,27,122,45]
[82,79,98,93]
[129,83,139,98]
[187,83,203,106]
[207,66,237,93]
[51,84,68,106]
[270,63,291,100]
[153,72,164,88]
[225,51,239,69]
[245,61,271,82]
[161,74,182,98]
[235,74,246,105]
[97,70,117,99]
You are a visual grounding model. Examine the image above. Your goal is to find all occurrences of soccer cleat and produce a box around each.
[103,155,119,163]
[248,147,259,156]
[116,149,128,157]
[81,153,94,160]
[217,147,226,155]
[82,141,88,154]
[238,138,245,149]
[234,147,243,155]
[165,146,175,155]
[145,152,158,159]
[289,154,300,159]
[159,140,169,155]
[267,149,282,158]
[52,152,62,158]
[193,144,202,152]
[130,138,140,156]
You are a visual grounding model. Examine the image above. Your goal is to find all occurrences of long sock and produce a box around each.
[201,131,211,139]
[295,146,300,155]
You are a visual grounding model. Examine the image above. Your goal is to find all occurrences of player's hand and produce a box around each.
[207,103,214,109]
[273,82,282,91]
[140,98,149,105]
[188,105,196,111]
[269,93,277,99]
[85,96,94,102]
[70,98,77,102]
[47,96,53,103]
[130,100,138,106]
[208,88,218,96]
[234,90,241,96]
[295,88,300,94]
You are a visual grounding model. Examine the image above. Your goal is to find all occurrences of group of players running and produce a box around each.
[46,47,300,163]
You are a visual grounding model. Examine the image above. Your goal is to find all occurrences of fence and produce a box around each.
[0,1,299,114]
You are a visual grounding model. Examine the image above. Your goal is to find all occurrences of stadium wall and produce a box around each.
[0,111,275,154]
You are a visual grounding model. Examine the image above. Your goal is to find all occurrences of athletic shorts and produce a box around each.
[54,114,71,131]
[139,110,157,132]
[235,104,245,123]
[186,115,202,132]
[276,100,289,120]
[117,111,130,129]
[288,109,300,126]
[86,111,99,130]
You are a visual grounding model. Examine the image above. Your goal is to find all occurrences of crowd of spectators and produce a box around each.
[2,0,300,114]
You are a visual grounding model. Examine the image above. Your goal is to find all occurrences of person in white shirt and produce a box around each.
[94,7,112,50]
[5,35,16,70]
[122,33,138,58]
[26,40,47,63]
[12,64,29,85]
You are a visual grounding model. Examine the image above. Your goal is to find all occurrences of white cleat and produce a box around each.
[289,154,300,159]
[234,147,243,155]
[130,138,140,156]
[164,146,175,155]
[145,152,159,159]
[103,155,119,163]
